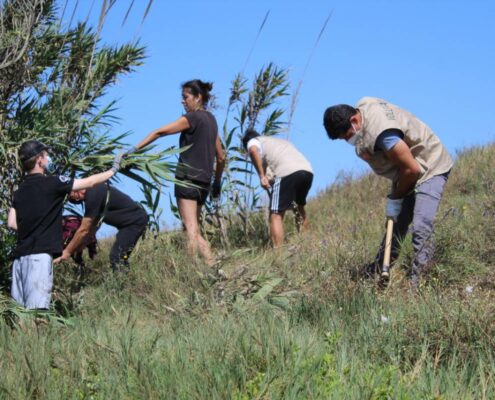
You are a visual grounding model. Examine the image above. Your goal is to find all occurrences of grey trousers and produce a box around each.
[376,173,449,279]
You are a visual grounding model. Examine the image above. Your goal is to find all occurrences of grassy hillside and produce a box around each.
[0,144,494,399]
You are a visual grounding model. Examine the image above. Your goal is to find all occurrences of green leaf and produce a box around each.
[252,278,283,301]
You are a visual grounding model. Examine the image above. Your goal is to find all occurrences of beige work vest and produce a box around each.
[257,136,313,179]
[354,97,453,186]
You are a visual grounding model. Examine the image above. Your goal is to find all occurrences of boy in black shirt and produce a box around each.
[7,140,122,309]
[55,184,148,272]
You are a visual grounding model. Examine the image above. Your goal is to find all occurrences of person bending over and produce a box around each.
[242,129,313,247]
[54,184,149,272]
[323,97,453,288]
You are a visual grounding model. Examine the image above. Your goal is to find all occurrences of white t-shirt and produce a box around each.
[247,136,313,178]
[247,138,263,155]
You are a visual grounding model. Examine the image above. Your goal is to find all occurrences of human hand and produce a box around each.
[53,249,71,265]
[211,179,222,199]
[260,176,271,190]
[111,152,124,173]
[385,197,403,221]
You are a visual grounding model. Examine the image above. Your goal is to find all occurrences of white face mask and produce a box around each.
[346,124,360,146]
[45,155,54,173]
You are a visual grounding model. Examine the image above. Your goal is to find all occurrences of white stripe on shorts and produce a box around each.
[271,177,282,212]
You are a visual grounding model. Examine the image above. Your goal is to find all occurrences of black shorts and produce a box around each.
[269,170,313,213]
[175,178,210,205]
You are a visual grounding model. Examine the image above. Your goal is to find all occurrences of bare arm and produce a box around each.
[53,217,95,264]
[248,146,270,190]
[385,140,421,199]
[7,208,17,230]
[135,117,190,150]
[214,135,226,182]
[72,169,114,192]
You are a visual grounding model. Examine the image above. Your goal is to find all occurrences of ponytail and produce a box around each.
[182,79,213,106]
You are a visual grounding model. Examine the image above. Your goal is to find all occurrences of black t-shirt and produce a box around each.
[84,183,147,229]
[175,110,218,183]
[12,173,74,258]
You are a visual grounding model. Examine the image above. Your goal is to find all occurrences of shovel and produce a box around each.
[380,217,394,286]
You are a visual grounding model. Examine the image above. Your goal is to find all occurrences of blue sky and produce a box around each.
[67,0,495,235]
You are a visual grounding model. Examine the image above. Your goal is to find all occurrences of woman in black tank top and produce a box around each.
[127,80,225,266]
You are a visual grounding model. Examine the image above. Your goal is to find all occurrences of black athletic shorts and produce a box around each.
[175,178,210,205]
[269,170,313,213]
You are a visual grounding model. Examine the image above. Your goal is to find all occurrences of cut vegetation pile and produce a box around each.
[0,144,494,399]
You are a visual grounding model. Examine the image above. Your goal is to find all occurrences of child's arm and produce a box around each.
[72,169,115,191]
[7,208,17,230]
[71,153,123,191]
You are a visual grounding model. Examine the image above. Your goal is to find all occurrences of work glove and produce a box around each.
[123,145,137,157]
[385,197,403,221]
[111,152,124,173]
[211,179,222,199]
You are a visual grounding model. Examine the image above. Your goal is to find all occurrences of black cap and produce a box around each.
[19,140,49,162]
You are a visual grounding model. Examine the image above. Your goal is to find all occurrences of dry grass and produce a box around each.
[0,143,494,399]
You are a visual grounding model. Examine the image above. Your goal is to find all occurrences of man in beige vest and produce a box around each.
[323,97,453,288]
[242,129,314,247]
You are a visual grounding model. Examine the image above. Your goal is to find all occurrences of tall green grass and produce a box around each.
[0,144,494,399]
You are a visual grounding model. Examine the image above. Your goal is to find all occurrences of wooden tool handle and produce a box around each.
[383,217,394,268]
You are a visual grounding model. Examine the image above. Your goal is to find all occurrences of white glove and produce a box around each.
[386,197,403,221]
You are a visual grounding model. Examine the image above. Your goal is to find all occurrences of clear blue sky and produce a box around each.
[67,0,495,235]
